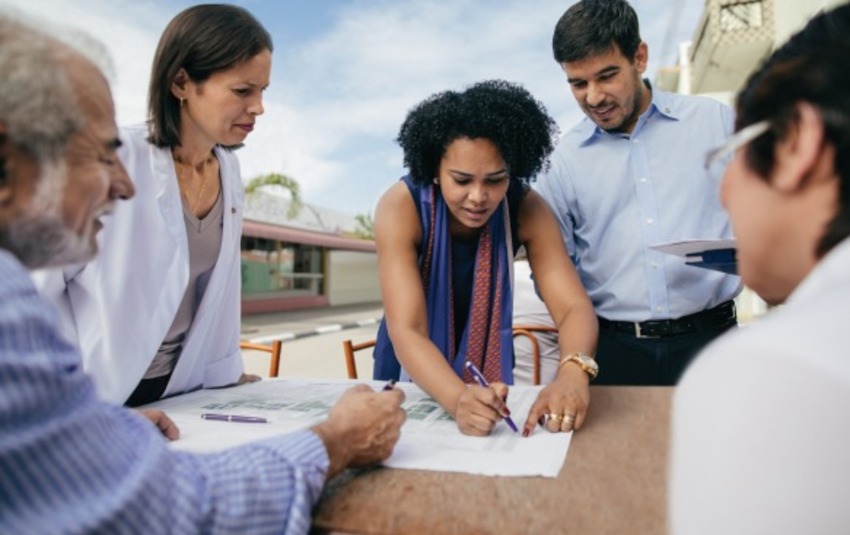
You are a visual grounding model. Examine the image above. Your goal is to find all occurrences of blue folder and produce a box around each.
[685,248,737,275]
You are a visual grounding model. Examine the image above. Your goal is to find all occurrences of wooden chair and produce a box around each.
[342,328,557,384]
[342,339,376,379]
[512,324,559,385]
[239,340,282,378]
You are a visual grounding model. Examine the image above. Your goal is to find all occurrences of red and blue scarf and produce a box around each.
[374,176,514,384]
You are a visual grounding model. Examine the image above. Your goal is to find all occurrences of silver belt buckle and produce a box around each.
[634,322,659,339]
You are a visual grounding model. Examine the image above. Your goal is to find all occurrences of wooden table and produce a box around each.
[313,386,673,534]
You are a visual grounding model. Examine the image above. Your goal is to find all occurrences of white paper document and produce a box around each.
[145,379,571,477]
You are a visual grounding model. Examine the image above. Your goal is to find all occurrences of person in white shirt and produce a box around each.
[35,5,272,405]
[512,248,559,386]
[669,5,850,533]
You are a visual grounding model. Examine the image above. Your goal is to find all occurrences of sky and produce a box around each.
[5,0,705,217]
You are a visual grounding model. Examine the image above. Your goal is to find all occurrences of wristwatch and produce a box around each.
[559,352,599,380]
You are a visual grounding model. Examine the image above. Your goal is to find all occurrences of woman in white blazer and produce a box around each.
[35,5,273,405]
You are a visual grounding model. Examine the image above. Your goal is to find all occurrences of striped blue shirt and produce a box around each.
[0,250,329,534]
[536,89,741,322]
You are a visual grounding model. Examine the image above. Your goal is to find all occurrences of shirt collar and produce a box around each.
[787,236,850,306]
[576,81,680,144]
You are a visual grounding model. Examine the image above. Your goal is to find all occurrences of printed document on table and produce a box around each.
[144,378,571,477]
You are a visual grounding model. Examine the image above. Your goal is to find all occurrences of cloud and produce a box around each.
[4,0,167,125]
[256,0,582,214]
[4,0,706,216]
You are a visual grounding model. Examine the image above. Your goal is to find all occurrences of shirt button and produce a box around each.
[646,218,654,225]
[656,305,663,312]
[633,139,640,144]
[639,177,648,184]
[652,262,660,269]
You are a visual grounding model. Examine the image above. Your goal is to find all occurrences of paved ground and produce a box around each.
[240,302,384,380]
[240,297,767,381]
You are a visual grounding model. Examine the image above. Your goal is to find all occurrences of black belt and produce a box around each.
[598,301,736,339]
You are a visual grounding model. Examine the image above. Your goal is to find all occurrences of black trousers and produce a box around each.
[594,322,736,386]
[124,374,171,407]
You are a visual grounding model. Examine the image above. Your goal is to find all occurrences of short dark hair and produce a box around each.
[397,80,558,186]
[552,0,641,64]
[736,3,850,257]
[147,4,273,148]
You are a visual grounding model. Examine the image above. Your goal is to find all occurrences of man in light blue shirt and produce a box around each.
[536,0,740,385]
[0,14,405,534]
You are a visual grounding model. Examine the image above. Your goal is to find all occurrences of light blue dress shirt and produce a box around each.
[0,250,328,534]
[536,89,741,322]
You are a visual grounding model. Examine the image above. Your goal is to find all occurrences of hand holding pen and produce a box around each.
[451,361,519,436]
[312,382,407,479]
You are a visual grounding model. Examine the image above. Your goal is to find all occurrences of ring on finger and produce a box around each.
[547,413,563,423]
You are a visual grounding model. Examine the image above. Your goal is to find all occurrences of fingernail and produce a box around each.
[503,408,511,416]
[522,428,530,438]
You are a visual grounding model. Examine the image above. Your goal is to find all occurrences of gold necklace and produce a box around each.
[172,151,215,215]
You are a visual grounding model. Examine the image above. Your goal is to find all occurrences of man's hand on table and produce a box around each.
[312,384,407,479]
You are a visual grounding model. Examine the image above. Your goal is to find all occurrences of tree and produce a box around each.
[244,173,302,219]
[353,213,374,240]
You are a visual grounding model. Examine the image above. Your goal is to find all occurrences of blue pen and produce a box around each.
[464,361,519,433]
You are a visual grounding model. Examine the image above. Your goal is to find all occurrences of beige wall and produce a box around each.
[774,0,844,48]
[327,250,381,306]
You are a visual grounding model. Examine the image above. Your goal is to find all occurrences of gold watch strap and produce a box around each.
[558,352,598,380]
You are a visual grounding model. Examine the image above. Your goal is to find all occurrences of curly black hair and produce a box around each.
[397,79,558,185]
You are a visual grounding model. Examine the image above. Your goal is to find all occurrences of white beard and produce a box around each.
[5,160,95,269]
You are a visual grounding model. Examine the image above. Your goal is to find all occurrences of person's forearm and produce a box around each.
[190,430,329,532]
[311,422,350,480]
[556,301,598,358]
[393,331,466,416]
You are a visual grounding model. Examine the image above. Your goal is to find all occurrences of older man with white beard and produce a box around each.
[0,13,405,534]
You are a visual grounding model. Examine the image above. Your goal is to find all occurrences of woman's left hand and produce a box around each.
[237,373,262,385]
[522,365,590,436]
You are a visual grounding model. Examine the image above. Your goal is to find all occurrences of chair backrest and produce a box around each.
[239,340,282,378]
[341,330,555,383]
[512,324,559,385]
[342,339,376,379]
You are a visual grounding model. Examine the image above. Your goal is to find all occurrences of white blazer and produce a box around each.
[34,124,244,404]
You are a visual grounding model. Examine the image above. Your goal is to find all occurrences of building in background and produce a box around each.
[658,0,843,99]
[691,0,841,97]
[241,191,379,315]
[655,0,843,321]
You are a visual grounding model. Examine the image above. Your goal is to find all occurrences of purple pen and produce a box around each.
[464,361,519,433]
[201,413,268,424]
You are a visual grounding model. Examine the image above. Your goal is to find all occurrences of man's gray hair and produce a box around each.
[0,11,112,163]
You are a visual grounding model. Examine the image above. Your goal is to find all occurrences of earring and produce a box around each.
[432,177,438,185]
[179,97,185,107]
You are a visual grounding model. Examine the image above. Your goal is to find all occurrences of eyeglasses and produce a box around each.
[704,120,770,171]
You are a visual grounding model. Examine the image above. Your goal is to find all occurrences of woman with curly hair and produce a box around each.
[373,80,598,437]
